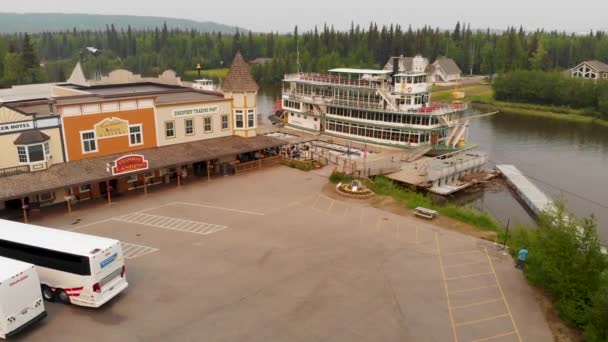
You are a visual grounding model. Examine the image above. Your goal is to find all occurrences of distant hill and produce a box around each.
[0,12,243,34]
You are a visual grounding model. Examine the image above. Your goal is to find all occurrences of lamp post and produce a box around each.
[196,63,202,79]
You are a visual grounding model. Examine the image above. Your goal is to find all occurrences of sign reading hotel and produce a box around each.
[111,154,149,176]
[0,121,34,134]
[172,105,219,118]
[95,117,129,139]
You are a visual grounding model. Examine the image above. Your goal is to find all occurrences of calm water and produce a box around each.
[257,88,608,240]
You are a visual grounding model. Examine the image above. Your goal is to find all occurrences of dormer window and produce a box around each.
[14,131,52,164]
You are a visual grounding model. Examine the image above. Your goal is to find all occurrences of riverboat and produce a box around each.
[281,65,470,150]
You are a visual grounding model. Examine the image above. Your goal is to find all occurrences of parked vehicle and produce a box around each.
[0,219,128,308]
[0,257,46,339]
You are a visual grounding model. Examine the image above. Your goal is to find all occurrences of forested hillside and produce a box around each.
[1,22,608,87]
[0,13,239,34]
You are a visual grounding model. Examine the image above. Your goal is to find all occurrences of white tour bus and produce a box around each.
[0,256,46,339]
[0,219,128,308]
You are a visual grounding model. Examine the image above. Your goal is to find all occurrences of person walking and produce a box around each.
[516,248,528,269]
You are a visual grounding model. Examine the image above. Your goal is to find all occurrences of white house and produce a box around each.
[569,60,608,80]
[428,58,462,82]
[384,55,462,82]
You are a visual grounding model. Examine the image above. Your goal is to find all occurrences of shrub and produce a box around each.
[508,203,608,332]
[329,171,352,184]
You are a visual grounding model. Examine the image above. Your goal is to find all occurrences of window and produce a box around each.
[184,118,194,136]
[79,184,91,193]
[235,110,244,128]
[129,124,143,146]
[81,131,97,153]
[44,142,51,159]
[38,192,55,202]
[127,174,138,183]
[27,145,44,162]
[221,114,229,130]
[17,142,52,163]
[0,239,91,276]
[203,117,212,133]
[248,110,255,128]
[17,146,27,163]
[165,121,175,138]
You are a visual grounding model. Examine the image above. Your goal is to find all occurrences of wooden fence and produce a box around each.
[235,156,282,174]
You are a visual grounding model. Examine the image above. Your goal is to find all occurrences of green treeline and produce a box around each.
[1,22,608,87]
[493,70,608,119]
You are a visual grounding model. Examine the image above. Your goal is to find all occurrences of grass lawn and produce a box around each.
[432,86,608,127]
[183,68,229,80]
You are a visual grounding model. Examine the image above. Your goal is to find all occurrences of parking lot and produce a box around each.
[17,166,552,342]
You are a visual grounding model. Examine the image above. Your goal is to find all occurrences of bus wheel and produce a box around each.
[56,289,71,304]
[41,285,55,302]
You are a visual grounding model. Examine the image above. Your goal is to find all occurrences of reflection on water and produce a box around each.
[257,87,608,239]
[466,112,608,239]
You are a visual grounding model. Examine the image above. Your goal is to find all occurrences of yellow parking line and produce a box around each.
[454,313,509,327]
[443,260,488,269]
[470,331,517,342]
[435,233,459,342]
[484,248,523,342]
[451,298,503,310]
[445,272,494,281]
[449,284,498,295]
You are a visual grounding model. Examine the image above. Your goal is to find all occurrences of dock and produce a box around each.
[496,165,553,216]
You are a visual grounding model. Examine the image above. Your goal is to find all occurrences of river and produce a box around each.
[257,87,608,240]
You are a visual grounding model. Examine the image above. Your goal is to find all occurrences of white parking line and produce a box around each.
[121,242,159,260]
[114,213,228,235]
[169,202,265,216]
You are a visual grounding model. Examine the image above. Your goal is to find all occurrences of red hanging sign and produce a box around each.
[111,154,149,176]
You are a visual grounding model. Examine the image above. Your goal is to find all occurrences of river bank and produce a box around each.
[432,85,608,126]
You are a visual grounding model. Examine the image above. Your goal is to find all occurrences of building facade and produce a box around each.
[57,96,158,162]
[0,53,286,221]
[569,60,608,80]
[0,100,66,210]
[221,52,259,138]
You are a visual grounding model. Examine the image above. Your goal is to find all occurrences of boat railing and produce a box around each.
[286,90,468,115]
[284,73,384,89]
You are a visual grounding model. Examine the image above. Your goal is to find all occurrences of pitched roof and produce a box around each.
[67,61,90,86]
[222,52,259,92]
[384,56,414,72]
[13,130,50,145]
[434,58,462,75]
[584,60,608,72]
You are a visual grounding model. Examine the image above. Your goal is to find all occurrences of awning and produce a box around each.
[0,135,286,201]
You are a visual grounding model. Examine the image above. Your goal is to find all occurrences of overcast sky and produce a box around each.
[3,0,607,33]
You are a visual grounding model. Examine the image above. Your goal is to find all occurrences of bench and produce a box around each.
[414,207,438,220]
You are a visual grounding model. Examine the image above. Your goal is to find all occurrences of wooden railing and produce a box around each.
[236,156,282,174]
[0,165,29,178]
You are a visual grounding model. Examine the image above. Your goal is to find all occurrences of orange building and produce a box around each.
[57,95,158,162]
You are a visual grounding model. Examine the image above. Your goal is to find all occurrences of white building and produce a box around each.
[569,60,608,80]
[384,55,462,82]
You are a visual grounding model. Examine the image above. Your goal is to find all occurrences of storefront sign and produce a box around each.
[172,106,219,118]
[95,117,129,139]
[111,154,149,176]
[0,121,34,134]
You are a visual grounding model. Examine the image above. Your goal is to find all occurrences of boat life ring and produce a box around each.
[407,87,412,93]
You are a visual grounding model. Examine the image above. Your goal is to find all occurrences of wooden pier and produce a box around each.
[496,164,553,216]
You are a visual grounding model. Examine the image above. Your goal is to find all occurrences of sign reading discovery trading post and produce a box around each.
[172,105,219,118]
